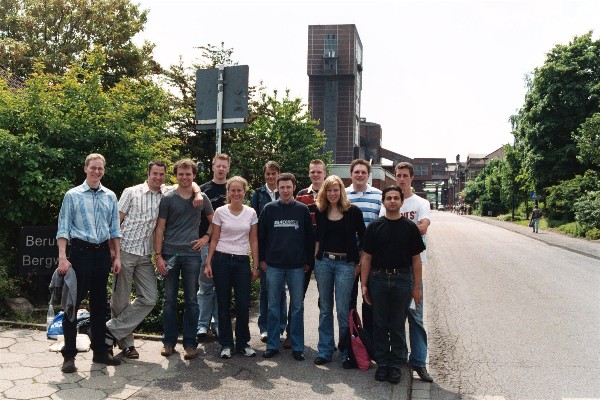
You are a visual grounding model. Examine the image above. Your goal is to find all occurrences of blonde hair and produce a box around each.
[85,153,105,166]
[316,175,351,212]
[226,176,248,203]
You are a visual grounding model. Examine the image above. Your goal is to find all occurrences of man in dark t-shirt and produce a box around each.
[360,185,425,384]
[196,154,230,339]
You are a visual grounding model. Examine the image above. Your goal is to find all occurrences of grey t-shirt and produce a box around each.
[158,191,213,256]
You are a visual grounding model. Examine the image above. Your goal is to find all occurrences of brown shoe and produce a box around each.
[61,357,77,373]
[161,345,174,357]
[184,347,198,360]
[282,336,292,349]
[121,346,139,359]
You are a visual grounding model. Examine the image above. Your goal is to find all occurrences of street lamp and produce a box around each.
[448,177,454,206]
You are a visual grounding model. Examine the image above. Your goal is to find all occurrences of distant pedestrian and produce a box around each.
[259,173,315,361]
[361,185,425,384]
[56,153,122,373]
[313,175,365,367]
[531,204,542,233]
[205,176,260,359]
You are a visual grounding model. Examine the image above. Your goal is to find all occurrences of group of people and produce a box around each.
[55,153,434,385]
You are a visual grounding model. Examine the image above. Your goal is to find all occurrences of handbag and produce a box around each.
[348,308,372,371]
[528,219,534,227]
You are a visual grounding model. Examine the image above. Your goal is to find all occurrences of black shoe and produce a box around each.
[93,353,122,366]
[292,351,305,361]
[412,366,433,382]
[120,346,139,359]
[375,366,388,381]
[61,357,77,373]
[342,359,357,369]
[314,356,329,365]
[388,367,401,384]
[262,349,279,358]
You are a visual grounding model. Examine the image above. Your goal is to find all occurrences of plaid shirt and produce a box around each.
[56,182,121,244]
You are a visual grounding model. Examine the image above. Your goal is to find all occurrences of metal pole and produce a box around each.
[215,65,225,155]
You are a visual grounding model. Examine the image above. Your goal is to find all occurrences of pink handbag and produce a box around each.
[349,309,372,371]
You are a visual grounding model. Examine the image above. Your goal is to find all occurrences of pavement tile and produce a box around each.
[0,366,41,380]
[110,363,152,378]
[107,387,141,399]
[21,353,62,368]
[0,379,14,392]
[0,337,16,349]
[3,382,57,399]
[78,375,129,390]
[33,368,86,384]
[411,387,431,399]
[9,340,50,354]
[0,352,28,364]
[124,379,149,389]
[49,387,107,400]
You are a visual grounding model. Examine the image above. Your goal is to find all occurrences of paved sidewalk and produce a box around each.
[0,276,411,400]
[464,215,600,261]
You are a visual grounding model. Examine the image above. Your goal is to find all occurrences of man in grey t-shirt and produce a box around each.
[154,159,213,360]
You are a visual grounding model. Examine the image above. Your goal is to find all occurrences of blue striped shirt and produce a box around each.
[345,184,383,227]
[56,182,121,244]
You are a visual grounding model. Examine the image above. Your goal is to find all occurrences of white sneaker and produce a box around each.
[260,332,268,343]
[220,347,232,359]
[197,327,208,338]
[237,346,256,357]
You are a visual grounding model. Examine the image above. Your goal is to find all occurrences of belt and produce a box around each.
[373,268,408,275]
[70,238,109,250]
[323,252,347,262]
[214,251,249,260]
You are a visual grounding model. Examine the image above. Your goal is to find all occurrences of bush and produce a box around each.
[545,170,599,221]
[574,191,600,231]
[585,228,600,240]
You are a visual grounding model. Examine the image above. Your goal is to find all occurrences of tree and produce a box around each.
[574,110,600,167]
[0,50,178,241]
[0,0,159,86]
[163,42,238,180]
[228,90,332,190]
[513,32,600,191]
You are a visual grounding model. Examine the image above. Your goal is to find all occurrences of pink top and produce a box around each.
[213,204,258,256]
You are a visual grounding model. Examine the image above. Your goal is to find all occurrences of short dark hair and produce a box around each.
[264,160,281,173]
[148,160,166,173]
[395,161,414,177]
[173,158,198,175]
[350,159,371,174]
[277,172,297,186]
[382,185,404,202]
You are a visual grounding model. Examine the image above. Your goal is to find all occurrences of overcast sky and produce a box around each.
[134,0,600,163]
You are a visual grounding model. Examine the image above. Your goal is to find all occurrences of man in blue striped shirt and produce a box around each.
[345,159,382,356]
[56,153,122,373]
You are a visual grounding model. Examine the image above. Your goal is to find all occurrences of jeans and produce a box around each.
[406,280,428,368]
[285,265,315,335]
[162,254,201,349]
[197,246,218,332]
[258,268,287,335]
[350,274,373,338]
[107,251,157,349]
[369,270,412,369]
[212,252,251,350]
[266,266,304,352]
[533,218,540,233]
[314,258,355,361]
[62,244,111,359]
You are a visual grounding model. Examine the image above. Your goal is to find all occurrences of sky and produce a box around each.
[134,0,600,163]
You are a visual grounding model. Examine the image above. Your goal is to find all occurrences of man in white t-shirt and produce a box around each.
[394,162,433,382]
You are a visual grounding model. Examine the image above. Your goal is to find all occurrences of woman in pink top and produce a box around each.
[205,176,260,359]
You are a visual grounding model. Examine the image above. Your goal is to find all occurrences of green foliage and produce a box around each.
[574,111,600,166]
[0,0,159,86]
[574,190,600,230]
[464,158,509,216]
[545,170,599,221]
[0,50,179,252]
[512,32,600,191]
[585,228,600,240]
[553,221,585,237]
[228,90,332,190]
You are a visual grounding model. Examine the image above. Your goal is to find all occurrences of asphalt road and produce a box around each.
[424,211,600,400]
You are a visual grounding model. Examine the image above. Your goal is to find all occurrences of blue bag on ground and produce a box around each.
[47,311,64,339]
